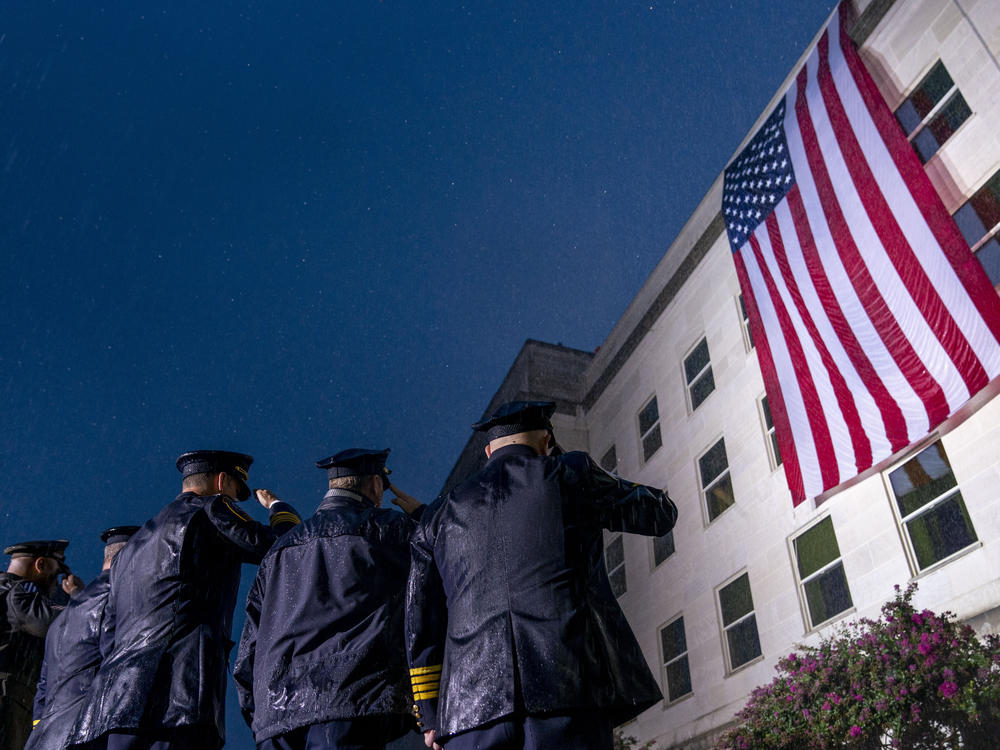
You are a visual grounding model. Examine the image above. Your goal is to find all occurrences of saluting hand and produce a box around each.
[62,574,85,597]
[254,488,281,510]
[389,483,423,515]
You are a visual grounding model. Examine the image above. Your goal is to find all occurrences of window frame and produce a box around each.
[788,514,855,632]
[698,436,735,525]
[715,569,764,675]
[894,60,972,164]
[658,612,693,705]
[637,394,663,464]
[605,533,627,598]
[650,529,676,570]
[599,443,618,474]
[738,294,754,352]
[951,169,1000,286]
[683,336,716,412]
[882,438,981,576]
[757,394,782,471]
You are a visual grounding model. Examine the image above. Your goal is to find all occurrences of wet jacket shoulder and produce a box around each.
[234,489,418,743]
[69,493,300,746]
[0,572,64,692]
[406,446,677,738]
[26,571,111,750]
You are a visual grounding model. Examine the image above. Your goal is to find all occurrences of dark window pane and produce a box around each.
[761,397,774,429]
[719,573,754,626]
[795,517,841,579]
[727,614,762,669]
[976,236,1000,286]
[741,295,755,348]
[913,125,943,163]
[804,562,853,627]
[770,431,782,466]
[690,368,716,409]
[608,566,626,597]
[666,654,692,701]
[706,474,735,521]
[642,425,662,461]
[639,398,659,436]
[653,531,675,566]
[889,442,957,517]
[660,617,687,662]
[684,339,711,384]
[600,445,617,473]
[954,172,1000,248]
[605,536,624,570]
[895,97,924,135]
[699,439,729,487]
[927,92,971,143]
[907,494,978,569]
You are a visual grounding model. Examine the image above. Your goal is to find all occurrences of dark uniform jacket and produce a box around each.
[0,573,64,750]
[234,489,422,743]
[68,493,300,747]
[405,445,678,738]
[26,571,111,750]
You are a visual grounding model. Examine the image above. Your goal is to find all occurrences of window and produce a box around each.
[684,338,715,410]
[718,572,762,671]
[793,517,853,629]
[759,395,782,469]
[653,530,675,567]
[953,170,1000,286]
[600,444,618,473]
[894,61,971,164]
[887,441,978,571]
[605,535,626,597]
[739,294,754,350]
[700,438,735,522]
[660,616,692,702]
[638,396,663,462]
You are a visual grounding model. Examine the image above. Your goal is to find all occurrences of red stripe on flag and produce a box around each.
[816,32,988,397]
[749,233,840,491]
[837,10,1000,343]
[733,250,806,504]
[793,58,950,427]
[763,212,872,471]
[787,187,910,452]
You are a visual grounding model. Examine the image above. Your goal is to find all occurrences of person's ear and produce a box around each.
[216,472,226,494]
[32,557,47,576]
[484,443,493,459]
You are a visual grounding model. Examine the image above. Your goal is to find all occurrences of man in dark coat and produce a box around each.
[26,527,140,750]
[234,448,425,750]
[1,540,84,750]
[406,401,678,750]
[69,450,301,750]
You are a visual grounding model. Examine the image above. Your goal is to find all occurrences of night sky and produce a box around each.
[2,1,836,746]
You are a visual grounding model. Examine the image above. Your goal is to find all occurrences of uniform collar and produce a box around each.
[487,443,541,463]
[320,488,375,510]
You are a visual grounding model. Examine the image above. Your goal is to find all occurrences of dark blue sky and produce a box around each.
[2,1,836,745]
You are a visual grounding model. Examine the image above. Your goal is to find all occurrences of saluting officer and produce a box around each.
[69,450,302,750]
[234,448,425,750]
[1,540,84,750]
[406,401,678,750]
[27,527,140,750]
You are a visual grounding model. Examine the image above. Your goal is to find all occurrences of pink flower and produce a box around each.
[939,681,958,698]
[849,725,862,737]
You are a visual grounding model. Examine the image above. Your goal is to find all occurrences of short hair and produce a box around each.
[328,475,368,491]
[182,471,217,491]
[104,542,128,566]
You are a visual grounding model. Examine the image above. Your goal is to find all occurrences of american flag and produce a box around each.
[723,4,1000,506]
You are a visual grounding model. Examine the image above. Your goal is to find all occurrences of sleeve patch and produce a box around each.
[270,511,300,526]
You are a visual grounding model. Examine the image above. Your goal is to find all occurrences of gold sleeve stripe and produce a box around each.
[409,664,442,676]
[413,689,439,700]
[410,674,440,686]
[270,512,300,525]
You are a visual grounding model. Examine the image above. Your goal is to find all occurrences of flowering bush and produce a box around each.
[716,583,1000,749]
